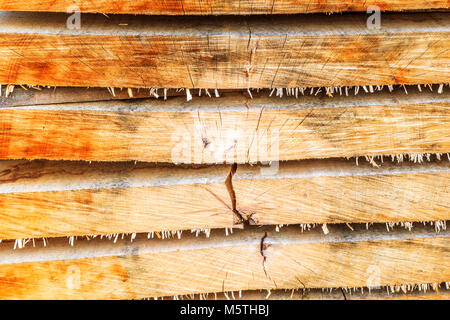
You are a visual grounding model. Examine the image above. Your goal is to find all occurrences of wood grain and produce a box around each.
[1,91,449,163]
[0,12,449,88]
[0,0,448,14]
[234,159,450,225]
[0,225,448,299]
[0,161,235,240]
[0,158,448,240]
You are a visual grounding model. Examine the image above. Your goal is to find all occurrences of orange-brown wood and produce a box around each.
[0,92,449,163]
[0,0,448,14]
[0,225,448,299]
[0,12,449,88]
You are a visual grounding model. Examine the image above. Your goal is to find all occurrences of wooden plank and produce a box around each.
[1,158,448,241]
[234,159,450,226]
[0,160,235,240]
[0,12,449,88]
[0,224,448,299]
[1,1,448,15]
[1,91,449,162]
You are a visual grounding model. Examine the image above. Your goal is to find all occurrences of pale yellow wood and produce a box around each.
[0,12,449,88]
[234,160,450,225]
[0,225,448,299]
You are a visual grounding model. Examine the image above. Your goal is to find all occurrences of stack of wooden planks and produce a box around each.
[0,1,449,300]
